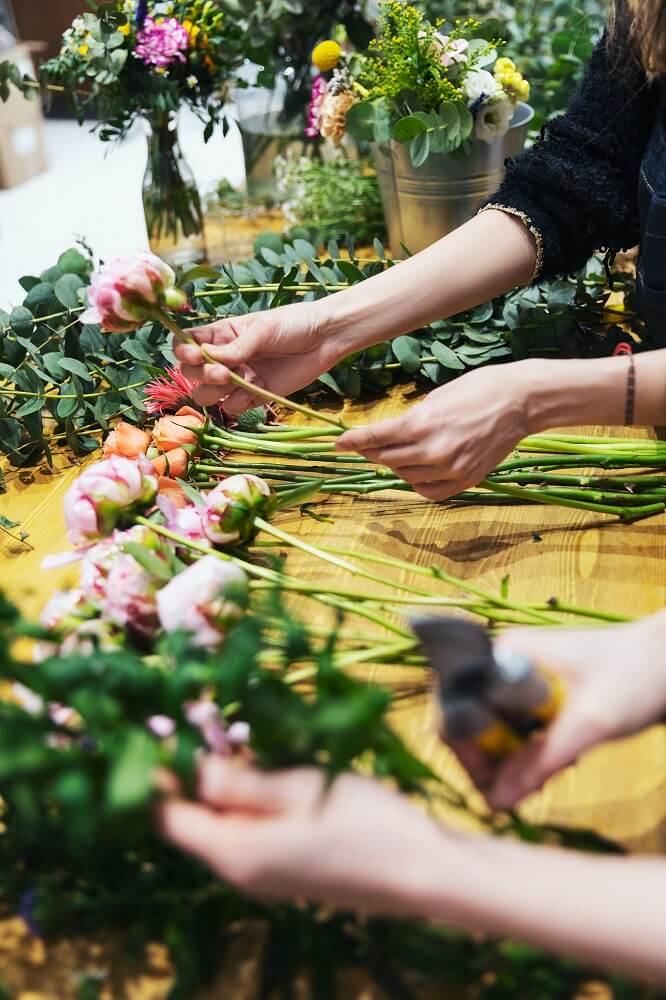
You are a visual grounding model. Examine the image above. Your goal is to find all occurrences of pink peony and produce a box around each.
[202,474,272,546]
[80,525,173,635]
[80,251,188,333]
[39,589,94,632]
[156,556,248,648]
[64,456,158,545]
[135,16,190,68]
[101,552,162,635]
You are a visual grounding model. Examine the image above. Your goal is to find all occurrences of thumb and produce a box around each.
[487,709,602,811]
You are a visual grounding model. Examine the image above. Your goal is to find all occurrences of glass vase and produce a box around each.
[142,111,207,267]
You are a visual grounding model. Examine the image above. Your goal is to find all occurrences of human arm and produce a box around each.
[336,348,666,499]
[175,207,537,410]
[159,754,666,982]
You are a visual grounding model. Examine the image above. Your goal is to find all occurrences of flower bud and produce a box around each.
[64,456,158,545]
[80,250,188,333]
[202,474,273,546]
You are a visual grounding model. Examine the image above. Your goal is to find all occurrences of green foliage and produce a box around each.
[275,156,386,244]
[0,591,652,997]
[421,0,605,131]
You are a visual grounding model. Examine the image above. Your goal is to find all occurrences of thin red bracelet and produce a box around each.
[624,353,636,425]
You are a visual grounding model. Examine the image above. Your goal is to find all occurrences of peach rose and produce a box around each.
[103,422,152,459]
[151,447,190,479]
[152,405,204,451]
[157,476,190,509]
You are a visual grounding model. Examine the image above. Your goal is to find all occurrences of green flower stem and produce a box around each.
[151,307,348,431]
[253,515,450,599]
[334,638,421,669]
[479,479,665,521]
[203,430,340,455]
[137,518,414,639]
[489,471,666,489]
[257,542,560,626]
[537,600,631,624]
[495,453,666,473]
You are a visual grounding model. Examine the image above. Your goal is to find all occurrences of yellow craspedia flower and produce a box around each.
[118,22,131,36]
[517,77,530,101]
[312,40,342,72]
[78,43,89,55]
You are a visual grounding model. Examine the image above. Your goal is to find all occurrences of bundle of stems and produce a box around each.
[192,422,666,523]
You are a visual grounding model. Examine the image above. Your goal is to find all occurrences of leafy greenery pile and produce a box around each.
[0,235,638,469]
[0,591,652,999]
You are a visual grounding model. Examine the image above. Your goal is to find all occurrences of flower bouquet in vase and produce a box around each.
[231,0,374,197]
[0,1,246,266]
[321,0,533,253]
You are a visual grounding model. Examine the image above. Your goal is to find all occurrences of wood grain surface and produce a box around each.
[1,385,665,998]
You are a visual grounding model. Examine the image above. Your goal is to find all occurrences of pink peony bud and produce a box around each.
[202,474,272,546]
[156,556,248,648]
[64,456,158,545]
[101,552,162,635]
[80,251,188,333]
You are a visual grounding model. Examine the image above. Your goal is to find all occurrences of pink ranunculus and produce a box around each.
[202,474,272,546]
[156,556,248,648]
[80,250,188,333]
[63,456,158,545]
[134,16,190,68]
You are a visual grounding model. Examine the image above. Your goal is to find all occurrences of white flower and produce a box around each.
[474,96,514,143]
[186,75,198,89]
[463,68,500,106]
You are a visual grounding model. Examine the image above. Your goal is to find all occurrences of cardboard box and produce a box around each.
[0,42,47,189]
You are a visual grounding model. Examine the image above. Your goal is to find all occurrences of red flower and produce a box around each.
[144,366,195,416]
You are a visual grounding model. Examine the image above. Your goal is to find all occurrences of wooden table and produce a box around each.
[2,387,666,997]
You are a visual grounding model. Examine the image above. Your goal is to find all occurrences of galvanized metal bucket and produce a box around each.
[372,103,534,254]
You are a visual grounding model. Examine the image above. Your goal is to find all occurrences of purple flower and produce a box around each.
[135,16,189,68]
[305,75,327,139]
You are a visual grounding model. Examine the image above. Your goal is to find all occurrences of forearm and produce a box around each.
[521,351,666,431]
[320,210,537,359]
[403,831,666,981]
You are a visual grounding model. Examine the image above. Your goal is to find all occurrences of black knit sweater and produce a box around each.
[486,18,659,282]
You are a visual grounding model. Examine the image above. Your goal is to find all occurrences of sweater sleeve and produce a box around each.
[482,21,657,282]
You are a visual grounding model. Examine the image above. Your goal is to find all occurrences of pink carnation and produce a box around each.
[64,456,158,545]
[134,16,190,68]
[80,251,188,334]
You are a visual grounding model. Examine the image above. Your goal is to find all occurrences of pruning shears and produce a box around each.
[411,616,565,758]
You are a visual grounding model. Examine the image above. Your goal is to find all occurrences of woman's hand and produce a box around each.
[158,760,442,912]
[335,363,537,500]
[452,612,666,810]
[174,302,340,413]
